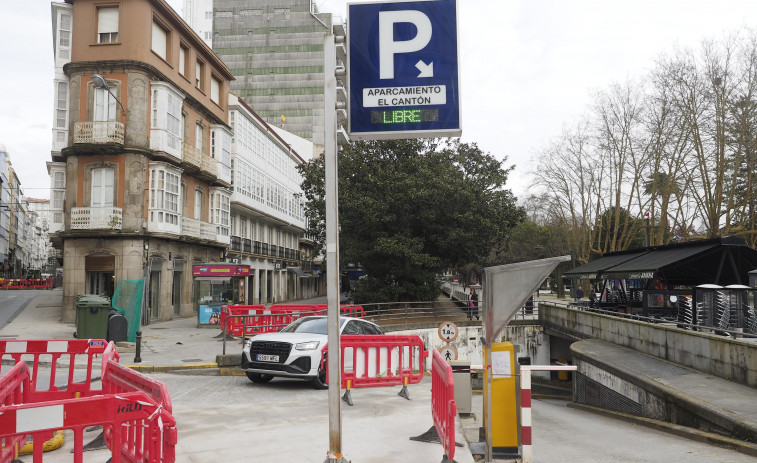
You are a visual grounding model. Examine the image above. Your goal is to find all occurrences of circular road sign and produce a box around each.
[439,345,458,362]
[438,321,459,343]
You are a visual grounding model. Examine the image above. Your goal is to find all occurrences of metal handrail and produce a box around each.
[541,299,757,338]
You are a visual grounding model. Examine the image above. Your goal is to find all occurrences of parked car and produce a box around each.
[241,316,384,389]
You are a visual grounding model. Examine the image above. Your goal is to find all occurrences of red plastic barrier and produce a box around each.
[431,348,457,461]
[220,305,267,336]
[222,304,366,337]
[0,362,32,462]
[102,361,177,462]
[4,279,29,290]
[0,339,114,401]
[0,389,172,463]
[335,334,427,405]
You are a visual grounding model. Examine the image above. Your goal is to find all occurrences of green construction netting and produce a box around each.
[112,278,144,343]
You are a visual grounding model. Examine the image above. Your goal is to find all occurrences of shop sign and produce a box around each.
[192,264,251,277]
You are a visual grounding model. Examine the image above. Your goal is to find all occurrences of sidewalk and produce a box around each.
[0,290,329,371]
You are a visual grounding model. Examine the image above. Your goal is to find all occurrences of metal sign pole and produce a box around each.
[323,31,347,463]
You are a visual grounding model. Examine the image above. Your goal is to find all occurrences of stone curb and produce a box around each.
[568,402,757,458]
[123,363,218,373]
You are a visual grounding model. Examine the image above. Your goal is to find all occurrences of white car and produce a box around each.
[241,316,384,389]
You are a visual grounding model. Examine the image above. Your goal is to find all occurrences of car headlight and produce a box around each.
[244,339,252,350]
[295,341,320,351]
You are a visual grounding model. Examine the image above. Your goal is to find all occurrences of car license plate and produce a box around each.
[257,354,279,362]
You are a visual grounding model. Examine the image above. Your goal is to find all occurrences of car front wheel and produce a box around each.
[311,364,328,389]
[246,372,274,383]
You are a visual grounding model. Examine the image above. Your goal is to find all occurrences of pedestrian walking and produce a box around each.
[576,287,584,303]
[469,288,479,320]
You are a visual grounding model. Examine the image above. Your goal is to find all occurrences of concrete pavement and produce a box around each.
[4,290,757,462]
[0,290,483,462]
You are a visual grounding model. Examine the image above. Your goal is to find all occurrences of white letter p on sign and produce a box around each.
[379,10,432,79]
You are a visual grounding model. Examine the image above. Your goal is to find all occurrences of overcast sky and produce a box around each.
[2,0,756,200]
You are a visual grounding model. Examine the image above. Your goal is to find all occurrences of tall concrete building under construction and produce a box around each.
[183,0,341,148]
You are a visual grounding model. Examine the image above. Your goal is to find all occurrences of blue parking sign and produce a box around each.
[348,0,461,140]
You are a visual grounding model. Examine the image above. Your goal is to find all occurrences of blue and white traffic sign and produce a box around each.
[347,0,461,140]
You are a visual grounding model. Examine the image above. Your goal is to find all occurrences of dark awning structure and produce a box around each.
[564,236,757,286]
[288,267,311,278]
[563,251,648,280]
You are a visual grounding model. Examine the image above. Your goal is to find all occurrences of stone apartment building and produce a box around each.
[51,0,234,323]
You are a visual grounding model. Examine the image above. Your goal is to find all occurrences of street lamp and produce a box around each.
[91,74,126,113]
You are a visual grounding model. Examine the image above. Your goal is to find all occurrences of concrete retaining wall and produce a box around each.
[541,302,757,388]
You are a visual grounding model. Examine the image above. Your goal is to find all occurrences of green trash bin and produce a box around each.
[75,294,111,340]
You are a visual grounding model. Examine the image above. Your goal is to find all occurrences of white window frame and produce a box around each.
[97,7,119,44]
[179,46,186,76]
[195,123,203,152]
[149,163,182,233]
[210,76,220,104]
[150,81,184,158]
[210,188,230,237]
[94,87,116,122]
[56,81,68,129]
[59,12,71,50]
[195,61,203,89]
[152,21,168,60]
[194,189,203,220]
[91,167,115,207]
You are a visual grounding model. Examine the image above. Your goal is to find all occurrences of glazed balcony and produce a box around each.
[70,207,123,230]
[74,121,124,145]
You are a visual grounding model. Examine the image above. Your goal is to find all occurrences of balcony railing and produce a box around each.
[243,238,252,253]
[200,221,217,241]
[74,121,124,145]
[182,217,201,239]
[182,217,225,245]
[230,235,241,252]
[262,243,269,256]
[183,143,202,169]
[253,240,262,254]
[270,245,278,257]
[201,155,217,177]
[70,207,123,230]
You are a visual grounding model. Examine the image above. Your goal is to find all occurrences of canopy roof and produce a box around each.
[564,237,757,286]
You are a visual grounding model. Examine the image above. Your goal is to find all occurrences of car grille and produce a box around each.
[249,341,292,364]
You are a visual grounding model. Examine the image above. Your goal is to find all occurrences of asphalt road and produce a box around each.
[16,373,757,463]
[0,290,42,328]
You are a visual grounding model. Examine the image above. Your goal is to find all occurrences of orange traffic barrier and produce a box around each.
[431,348,457,462]
[331,334,427,405]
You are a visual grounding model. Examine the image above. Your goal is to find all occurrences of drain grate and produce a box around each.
[182,358,203,363]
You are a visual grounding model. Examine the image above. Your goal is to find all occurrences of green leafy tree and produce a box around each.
[298,139,524,302]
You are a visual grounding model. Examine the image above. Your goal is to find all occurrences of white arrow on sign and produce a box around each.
[415,60,433,78]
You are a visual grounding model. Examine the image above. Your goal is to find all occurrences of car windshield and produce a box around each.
[280,317,343,334]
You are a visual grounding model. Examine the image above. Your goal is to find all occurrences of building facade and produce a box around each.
[0,147,9,274]
[26,198,58,274]
[182,0,214,48]
[227,94,320,303]
[186,0,339,147]
[51,0,234,323]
